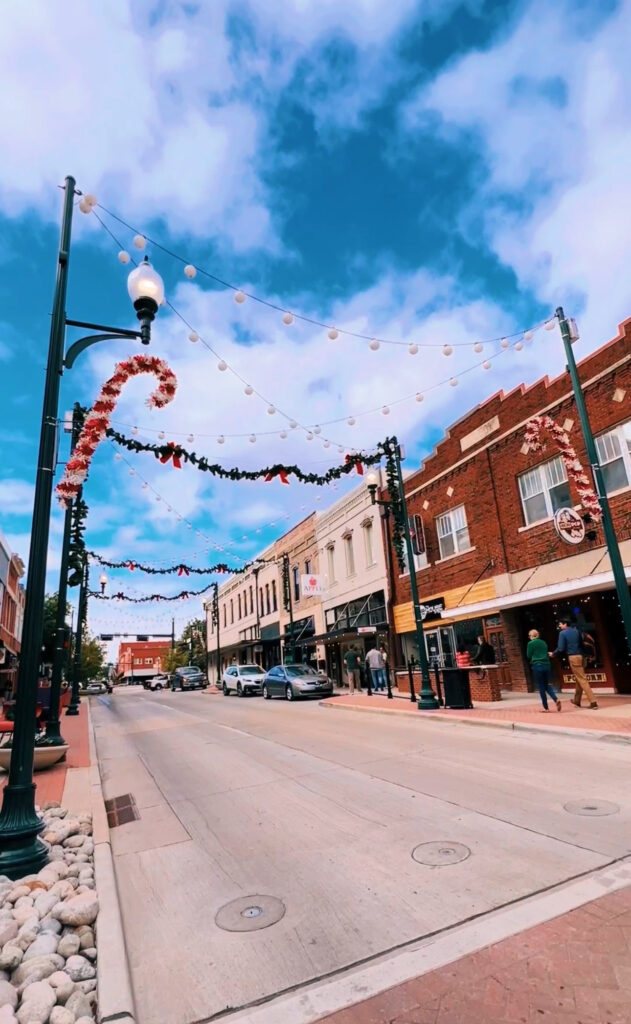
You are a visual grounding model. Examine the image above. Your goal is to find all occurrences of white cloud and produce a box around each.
[404,0,631,347]
[0,479,34,516]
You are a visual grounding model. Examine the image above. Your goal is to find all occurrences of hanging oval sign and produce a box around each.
[553,507,586,545]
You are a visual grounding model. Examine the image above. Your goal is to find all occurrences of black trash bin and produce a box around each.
[441,668,473,709]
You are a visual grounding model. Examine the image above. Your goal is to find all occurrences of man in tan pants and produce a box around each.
[554,619,598,709]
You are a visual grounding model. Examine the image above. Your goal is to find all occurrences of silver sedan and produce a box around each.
[262,664,333,701]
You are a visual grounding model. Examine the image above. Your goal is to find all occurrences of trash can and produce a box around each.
[441,668,473,709]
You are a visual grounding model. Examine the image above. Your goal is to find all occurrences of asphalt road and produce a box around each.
[91,687,631,1024]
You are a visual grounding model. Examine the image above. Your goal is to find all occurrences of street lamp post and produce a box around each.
[99,574,108,595]
[557,307,631,656]
[282,555,296,664]
[366,445,439,710]
[0,178,164,877]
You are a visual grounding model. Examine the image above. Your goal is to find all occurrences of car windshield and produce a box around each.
[286,666,318,677]
[179,667,199,674]
[240,666,263,675]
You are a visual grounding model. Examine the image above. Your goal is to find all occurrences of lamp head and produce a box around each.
[99,573,107,594]
[365,468,379,504]
[127,257,164,344]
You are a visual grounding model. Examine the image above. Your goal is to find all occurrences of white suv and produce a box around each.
[222,664,266,697]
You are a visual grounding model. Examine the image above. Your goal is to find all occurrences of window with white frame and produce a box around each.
[596,421,631,494]
[343,532,355,576]
[326,544,336,583]
[362,518,375,567]
[436,505,471,559]
[518,456,571,526]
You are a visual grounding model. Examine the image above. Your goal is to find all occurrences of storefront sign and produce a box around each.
[553,507,586,545]
[357,626,377,634]
[301,574,323,596]
[418,597,445,622]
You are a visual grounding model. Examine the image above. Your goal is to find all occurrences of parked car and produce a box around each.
[85,681,106,695]
[143,674,169,691]
[262,664,333,701]
[222,664,266,697]
[170,666,206,691]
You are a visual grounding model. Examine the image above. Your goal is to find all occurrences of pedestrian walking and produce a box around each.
[455,644,472,668]
[526,630,561,712]
[380,644,391,690]
[343,646,361,695]
[553,618,598,709]
[366,647,386,692]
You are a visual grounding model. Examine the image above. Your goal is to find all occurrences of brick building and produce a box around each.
[385,318,631,698]
[117,639,171,683]
[0,531,25,697]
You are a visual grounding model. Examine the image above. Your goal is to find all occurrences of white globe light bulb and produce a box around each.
[131,426,138,435]
[188,331,199,343]
[249,434,256,444]
[187,434,194,443]
[244,385,254,396]
[338,446,345,454]
[289,420,298,430]
[217,435,225,444]
[482,360,491,370]
[500,337,509,349]
[382,405,390,415]
[267,405,276,415]
[217,360,227,371]
[78,197,91,214]
[234,290,246,304]
[416,393,424,402]
[184,265,196,279]
[282,312,293,325]
[347,416,356,426]
[323,440,330,448]
[524,330,533,340]
[449,377,458,387]
[279,430,287,439]
[408,343,419,355]
[515,341,524,351]
[133,234,146,249]
[306,432,314,441]
[545,319,556,331]
[118,250,130,264]
[158,431,165,440]
[84,194,98,208]
[313,425,321,434]
[443,344,453,356]
[369,339,380,351]
[474,342,484,353]
[328,328,339,340]
[114,453,122,461]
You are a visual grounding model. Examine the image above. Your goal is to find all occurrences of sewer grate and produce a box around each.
[215,895,286,932]
[104,793,140,828]
[563,800,620,817]
[412,841,471,867]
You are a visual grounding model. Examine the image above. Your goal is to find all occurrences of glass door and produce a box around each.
[424,627,455,668]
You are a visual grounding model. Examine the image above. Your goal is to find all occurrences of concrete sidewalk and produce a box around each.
[320,692,631,743]
[317,880,631,1024]
[0,702,91,806]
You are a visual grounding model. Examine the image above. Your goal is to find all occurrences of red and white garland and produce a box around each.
[523,415,602,522]
[56,354,177,508]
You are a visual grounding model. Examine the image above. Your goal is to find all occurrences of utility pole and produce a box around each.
[282,554,295,664]
[558,307,631,656]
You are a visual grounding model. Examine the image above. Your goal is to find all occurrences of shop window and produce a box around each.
[326,544,336,584]
[272,580,278,611]
[517,456,570,526]
[292,566,300,602]
[238,594,242,620]
[596,421,631,494]
[343,532,355,576]
[436,505,471,559]
[145,658,152,664]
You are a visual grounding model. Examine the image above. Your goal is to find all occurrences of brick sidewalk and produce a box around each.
[318,884,631,1024]
[321,693,631,739]
[0,702,91,806]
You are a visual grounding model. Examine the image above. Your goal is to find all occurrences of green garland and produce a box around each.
[381,439,406,573]
[68,496,89,587]
[106,428,381,484]
[89,584,215,603]
[87,552,271,576]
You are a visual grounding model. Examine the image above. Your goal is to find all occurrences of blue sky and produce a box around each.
[1,0,629,641]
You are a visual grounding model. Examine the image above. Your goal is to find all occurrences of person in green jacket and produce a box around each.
[526,629,561,712]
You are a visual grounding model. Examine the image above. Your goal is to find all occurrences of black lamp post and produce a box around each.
[0,177,164,877]
[366,446,439,711]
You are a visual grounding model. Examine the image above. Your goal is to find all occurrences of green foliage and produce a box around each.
[41,593,69,662]
[164,618,207,674]
[77,636,106,683]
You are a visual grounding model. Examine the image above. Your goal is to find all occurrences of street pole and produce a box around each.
[393,443,439,710]
[45,404,82,745]
[558,307,631,656]
[282,555,296,663]
[67,560,88,715]
[0,177,76,877]
[214,585,221,686]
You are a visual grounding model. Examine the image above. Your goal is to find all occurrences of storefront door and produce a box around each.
[424,627,455,668]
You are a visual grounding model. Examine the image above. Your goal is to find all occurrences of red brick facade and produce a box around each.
[386,318,631,697]
[117,640,171,680]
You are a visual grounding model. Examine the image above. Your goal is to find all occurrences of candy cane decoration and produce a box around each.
[523,415,602,522]
[56,354,177,507]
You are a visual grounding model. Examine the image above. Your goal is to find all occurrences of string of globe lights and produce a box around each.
[78,193,556,441]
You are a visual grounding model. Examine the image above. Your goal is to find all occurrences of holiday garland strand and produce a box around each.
[68,496,89,587]
[106,428,380,484]
[382,441,406,572]
[89,583,216,603]
[87,552,272,576]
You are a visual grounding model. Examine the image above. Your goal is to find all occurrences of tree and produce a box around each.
[77,636,105,684]
[165,618,206,674]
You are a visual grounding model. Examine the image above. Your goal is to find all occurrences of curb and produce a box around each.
[319,700,631,745]
[87,703,137,1024]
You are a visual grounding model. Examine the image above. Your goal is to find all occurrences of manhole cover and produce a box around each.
[215,895,286,932]
[412,841,471,866]
[563,800,620,817]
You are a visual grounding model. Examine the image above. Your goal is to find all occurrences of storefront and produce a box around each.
[260,622,281,670]
[317,590,389,686]
[283,615,317,665]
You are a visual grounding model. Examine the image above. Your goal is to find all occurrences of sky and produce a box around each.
[0,0,629,646]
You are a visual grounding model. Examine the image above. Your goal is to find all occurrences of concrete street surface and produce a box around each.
[91,688,631,1024]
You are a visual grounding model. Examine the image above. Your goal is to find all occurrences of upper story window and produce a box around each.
[230,599,234,625]
[249,586,253,615]
[305,558,311,575]
[596,420,631,494]
[265,583,271,615]
[326,544,336,584]
[292,565,300,602]
[343,532,355,576]
[223,605,226,628]
[518,456,570,526]
[436,505,471,559]
[238,594,242,619]
[362,519,375,567]
[272,579,278,611]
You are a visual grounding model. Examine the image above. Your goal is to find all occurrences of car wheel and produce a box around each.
[285,685,294,702]
[237,683,243,697]
[156,684,162,691]
[222,683,229,696]
[263,684,270,700]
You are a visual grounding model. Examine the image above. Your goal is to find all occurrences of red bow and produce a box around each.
[345,455,363,475]
[264,469,290,485]
[159,443,182,469]
[177,565,190,577]
[127,562,136,572]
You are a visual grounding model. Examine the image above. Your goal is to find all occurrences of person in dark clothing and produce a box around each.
[472,635,495,665]
[553,618,598,709]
